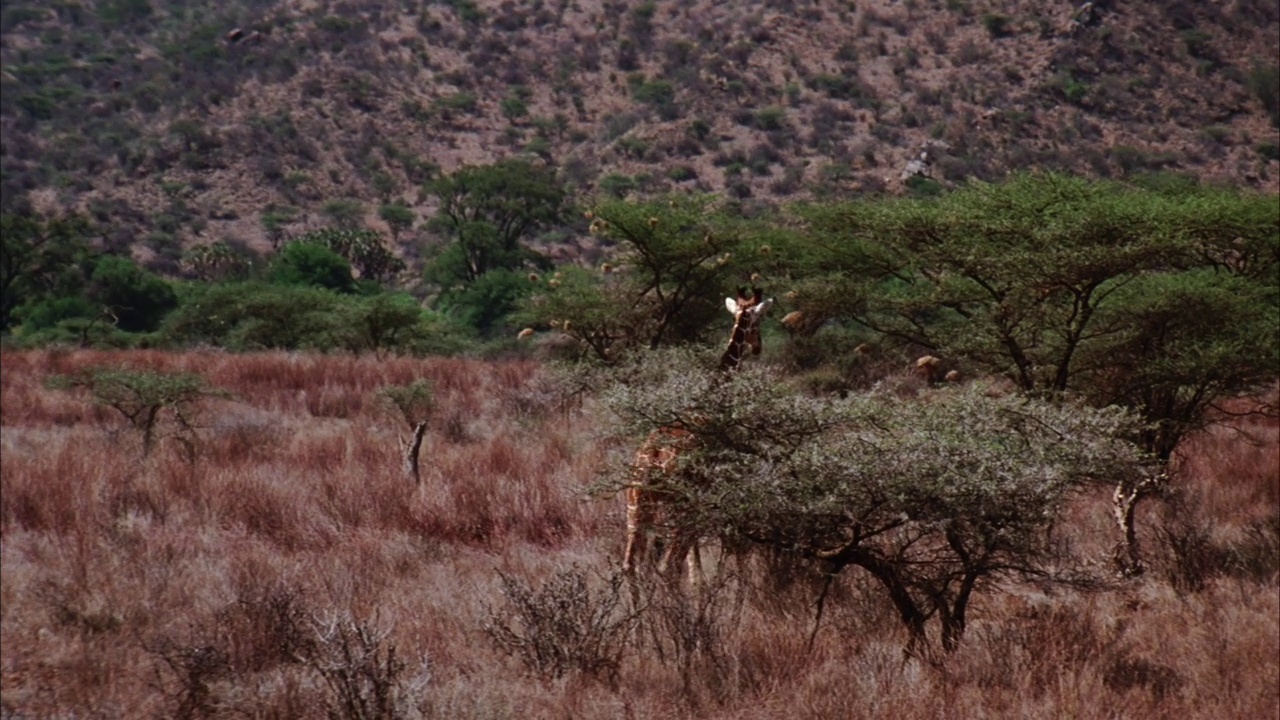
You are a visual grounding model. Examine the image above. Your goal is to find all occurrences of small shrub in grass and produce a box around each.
[379,378,435,482]
[637,568,736,700]
[151,641,231,720]
[484,566,637,683]
[46,367,229,456]
[224,582,315,672]
[982,13,1012,38]
[305,612,427,720]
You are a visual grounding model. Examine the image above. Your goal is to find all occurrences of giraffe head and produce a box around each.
[720,287,774,371]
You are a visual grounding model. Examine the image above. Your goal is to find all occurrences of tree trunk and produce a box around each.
[400,421,428,484]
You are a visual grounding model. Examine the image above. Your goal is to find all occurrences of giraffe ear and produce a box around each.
[753,297,774,316]
[725,297,739,314]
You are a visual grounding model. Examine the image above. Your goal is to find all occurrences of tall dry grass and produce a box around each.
[1,350,1276,718]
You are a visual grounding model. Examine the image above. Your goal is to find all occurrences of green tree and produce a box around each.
[182,242,253,282]
[797,172,1279,456]
[163,282,346,350]
[378,204,416,241]
[48,368,228,455]
[292,228,406,284]
[260,205,300,249]
[378,378,436,483]
[322,198,366,229]
[425,159,566,287]
[334,293,439,356]
[88,256,178,333]
[516,265,649,362]
[577,195,753,350]
[796,173,1279,575]
[0,212,93,331]
[445,268,538,336]
[603,353,1146,654]
[423,160,567,335]
[269,242,356,293]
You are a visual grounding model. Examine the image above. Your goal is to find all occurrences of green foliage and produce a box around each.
[378,204,415,239]
[379,378,435,428]
[87,256,177,332]
[1248,60,1280,128]
[292,228,406,284]
[97,0,154,27]
[440,268,538,337]
[17,93,55,120]
[444,0,485,24]
[631,78,677,119]
[162,281,459,354]
[334,292,453,356]
[47,367,226,454]
[516,265,647,362]
[597,174,639,199]
[526,195,754,354]
[808,74,874,104]
[432,92,478,120]
[260,206,300,247]
[603,353,1146,651]
[1051,71,1090,105]
[982,13,1012,38]
[183,242,254,282]
[14,295,97,332]
[269,242,356,293]
[1083,269,1280,458]
[1180,29,1215,60]
[753,106,787,132]
[0,211,93,331]
[501,95,529,122]
[424,160,566,334]
[163,282,346,350]
[796,172,1280,458]
[426,159,565,282]
[904,175,944,197]
[321,198,366,229]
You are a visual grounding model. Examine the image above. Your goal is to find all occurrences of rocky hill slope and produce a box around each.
[2,0,1277,270]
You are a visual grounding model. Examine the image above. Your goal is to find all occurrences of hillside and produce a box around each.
[2,0,1278,269]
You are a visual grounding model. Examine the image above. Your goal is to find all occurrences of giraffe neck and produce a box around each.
[719,320,748,372]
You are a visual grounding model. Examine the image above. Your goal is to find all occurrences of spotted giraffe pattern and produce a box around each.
[623,288,773,584]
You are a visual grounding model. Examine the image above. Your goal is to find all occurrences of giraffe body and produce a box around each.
[623,288,773,588]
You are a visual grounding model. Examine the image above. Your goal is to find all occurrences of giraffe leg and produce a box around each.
[660,529,695,587]
[688,540,704,597]
[623,488,650,576]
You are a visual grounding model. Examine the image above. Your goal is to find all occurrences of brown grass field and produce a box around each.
[1,349,1277,719]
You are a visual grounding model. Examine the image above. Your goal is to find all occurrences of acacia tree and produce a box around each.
[519,195,760,358]
[796,174,1279,574]
[423,160,567,334]
[603,353,1147,653]
[48,368,228,456]
[797,174,1277,428]
[0,212,93,331]
[425,159,566,285]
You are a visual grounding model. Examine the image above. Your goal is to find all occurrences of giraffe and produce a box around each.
[622,287,774,587]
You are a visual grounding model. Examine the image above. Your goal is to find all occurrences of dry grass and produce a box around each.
[2,349,1277,718]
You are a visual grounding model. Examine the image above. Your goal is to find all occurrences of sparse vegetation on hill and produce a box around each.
[0,0,1276,263]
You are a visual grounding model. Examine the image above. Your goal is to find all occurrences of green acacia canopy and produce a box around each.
[602,351,1147,651]
[793,172,1279,457]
